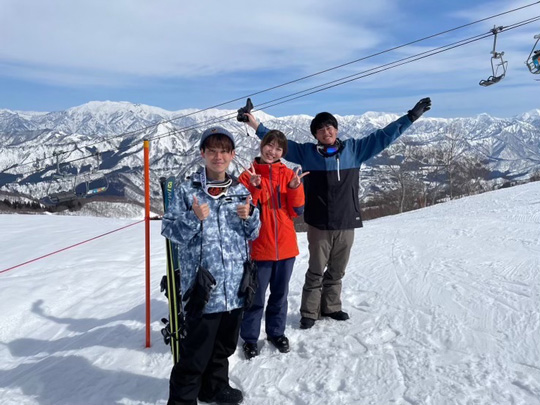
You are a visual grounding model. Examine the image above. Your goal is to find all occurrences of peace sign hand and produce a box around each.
[288,167,309,189]
[245,163,261,187]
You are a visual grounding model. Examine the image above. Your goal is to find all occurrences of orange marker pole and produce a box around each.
[144,139,151,348]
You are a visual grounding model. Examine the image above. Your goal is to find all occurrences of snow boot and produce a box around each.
[198,385,243,404]
[242,342,259,360]
[321,310,350,321]
[300,317,315,329]
[267,335,290,353]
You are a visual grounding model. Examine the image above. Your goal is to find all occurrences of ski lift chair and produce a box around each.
[74,172,110,197]
[479,26,508,87]
[86,174,109,196]
[40,150,79,206]
[41,176,78,206]
[76,151,109,198]
[48,190,78,204]
[525,34,540,75]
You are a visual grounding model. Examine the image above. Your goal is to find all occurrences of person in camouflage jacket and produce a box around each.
[162,126,260,405]
[162,170,260,314]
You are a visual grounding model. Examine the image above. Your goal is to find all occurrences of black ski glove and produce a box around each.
[407,97,432,122]
[238,260,258,310]
[183,266,216,319]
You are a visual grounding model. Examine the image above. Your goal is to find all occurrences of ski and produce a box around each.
[160,176,184,364]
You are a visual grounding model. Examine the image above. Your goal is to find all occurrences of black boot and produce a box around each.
[321,310,350,321]
[199,385,243,404]
[267,335,290,353]
[300,317,315,329]
[242,342,259,360]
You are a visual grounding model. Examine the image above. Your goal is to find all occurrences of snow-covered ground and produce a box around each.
[1,182,539,405]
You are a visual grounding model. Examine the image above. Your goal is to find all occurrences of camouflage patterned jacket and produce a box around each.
[161,170,261,314]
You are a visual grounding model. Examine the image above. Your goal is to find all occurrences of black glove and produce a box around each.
[237,98,253,122]
[238,260,258,310]
[407,97,432,122]
[183,266,216,319]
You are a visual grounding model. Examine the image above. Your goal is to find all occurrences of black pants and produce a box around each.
[168,308,243,405]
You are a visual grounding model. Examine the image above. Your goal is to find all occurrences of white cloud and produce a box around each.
[0,0,396,83]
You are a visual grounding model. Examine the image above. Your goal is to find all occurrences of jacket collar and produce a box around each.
[253,158,285,177]
[191,168,239,188]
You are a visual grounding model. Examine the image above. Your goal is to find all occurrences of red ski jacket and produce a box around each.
[239,158,305,261]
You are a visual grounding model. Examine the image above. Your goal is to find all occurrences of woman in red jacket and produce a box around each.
[239,130,308,359]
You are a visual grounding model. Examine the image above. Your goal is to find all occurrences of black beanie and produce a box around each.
[310,112,338,136]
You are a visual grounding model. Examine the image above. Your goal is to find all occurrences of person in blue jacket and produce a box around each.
[243,98,431,329]
[162,126,261,405]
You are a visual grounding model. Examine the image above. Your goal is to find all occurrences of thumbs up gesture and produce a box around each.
[192,195,209,221]
[237,195,252,219]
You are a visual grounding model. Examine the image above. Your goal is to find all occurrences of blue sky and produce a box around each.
[1,0,539,118]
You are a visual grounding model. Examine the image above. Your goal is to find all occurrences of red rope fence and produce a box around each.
[0,219,145,274]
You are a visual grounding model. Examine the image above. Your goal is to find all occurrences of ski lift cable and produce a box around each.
[508,15,540,30]
[11,141,138,184]
[259,16,540,111]
[1,132,164,189]
[146,27,505,142]
[6,1,539,174]
[61,0,540,148]
[65,1,540,142]
[123,15,540,146]
[148,14,540,148]
[254,34,496,111]
[10,149,111,179]
[149,34,495,144]
[179,16,538,121]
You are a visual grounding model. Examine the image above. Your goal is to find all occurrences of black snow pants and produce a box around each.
[167,308,243,405]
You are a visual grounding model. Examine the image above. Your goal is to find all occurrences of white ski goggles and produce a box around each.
[204,182,231,199]
[201,171,233,200]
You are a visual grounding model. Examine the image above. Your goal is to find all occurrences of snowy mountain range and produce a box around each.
[1,101,539,215]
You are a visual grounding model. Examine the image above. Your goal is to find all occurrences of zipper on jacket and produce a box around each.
[216,203,228,309]
[215,193,250,310]
[268,166,280,260]
[336,155,341,182]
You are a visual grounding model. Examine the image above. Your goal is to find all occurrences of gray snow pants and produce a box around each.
[300,225,354,319]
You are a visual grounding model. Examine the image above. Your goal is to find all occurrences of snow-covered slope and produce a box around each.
[1,181,539,404]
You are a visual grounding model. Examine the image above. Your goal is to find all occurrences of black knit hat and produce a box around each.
[310,112,338,136]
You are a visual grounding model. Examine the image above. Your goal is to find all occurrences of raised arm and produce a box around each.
[246,113,306,165]
[351,97,432,164]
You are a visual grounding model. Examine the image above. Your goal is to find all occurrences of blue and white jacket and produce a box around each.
[256,114,413,230]
[161,170,261,314]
